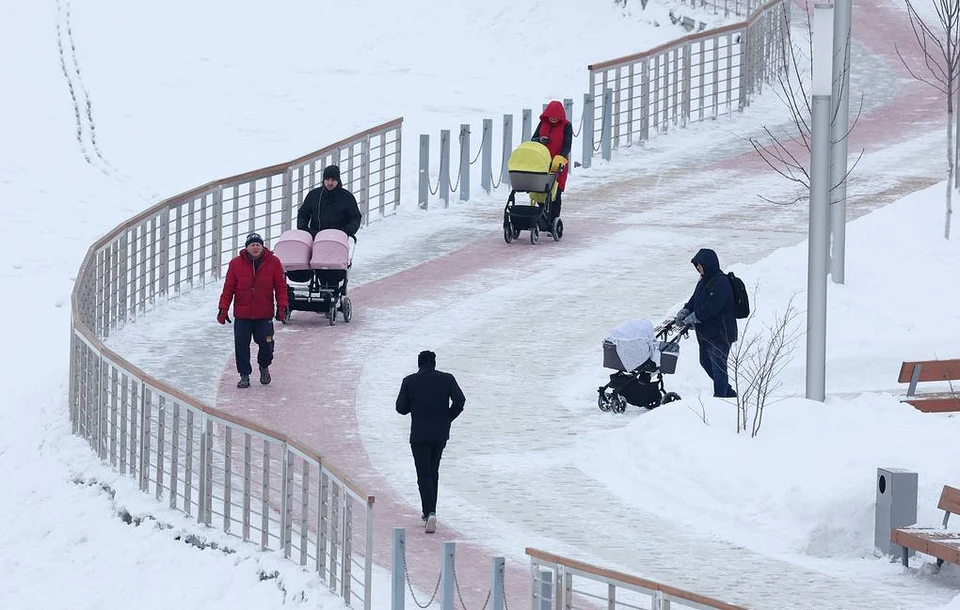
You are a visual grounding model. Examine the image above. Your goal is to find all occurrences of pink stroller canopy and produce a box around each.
[274,229,313,272]
[311,229,351,270]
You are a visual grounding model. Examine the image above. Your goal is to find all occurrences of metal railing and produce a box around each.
[588,0,787,149]
[681,0,767,18]
[68,118,402,609]
[527,548,747,610]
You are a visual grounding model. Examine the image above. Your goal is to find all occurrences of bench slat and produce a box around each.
[898,359,960,384]
[939,486,960,516]
[892,528,960,565]
[904,395,960,413]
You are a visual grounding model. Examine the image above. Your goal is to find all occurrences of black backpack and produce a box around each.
[727,272,750,319]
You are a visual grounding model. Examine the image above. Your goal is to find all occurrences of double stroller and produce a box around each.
[597,319,686,413]
[503,141,564,245]
[274,229,355,326]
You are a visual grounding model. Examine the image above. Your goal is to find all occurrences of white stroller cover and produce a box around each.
[311,229,351,270]
[605,319,661,371]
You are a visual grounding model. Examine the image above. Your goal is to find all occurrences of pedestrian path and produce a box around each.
[205,1,957,606]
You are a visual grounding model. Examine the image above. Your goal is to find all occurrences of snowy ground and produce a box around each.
[3,0,960,608]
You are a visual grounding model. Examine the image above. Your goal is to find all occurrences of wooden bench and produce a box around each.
[891,485,960,568]
[898,359,960,412]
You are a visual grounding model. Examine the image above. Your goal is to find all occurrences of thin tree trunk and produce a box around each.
[949,107,955,239]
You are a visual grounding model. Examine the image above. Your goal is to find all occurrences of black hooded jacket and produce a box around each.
[396,366,465,445]
[296,185,362,237]
[683,248,738,346]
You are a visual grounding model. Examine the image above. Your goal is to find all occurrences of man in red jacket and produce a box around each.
[218,233,289,388]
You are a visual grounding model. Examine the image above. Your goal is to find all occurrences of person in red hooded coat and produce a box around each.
[530,100,573,221]
[217,233,289,388]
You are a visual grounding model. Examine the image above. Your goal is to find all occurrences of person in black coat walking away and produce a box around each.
[674,248,739,398]
[296,165,363,238]
[396,350,465,534]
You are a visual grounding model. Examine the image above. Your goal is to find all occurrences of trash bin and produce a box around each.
[875,467,918,556]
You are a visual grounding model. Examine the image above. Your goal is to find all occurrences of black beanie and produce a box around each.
[322,165,341,182]
[244,233,264,248]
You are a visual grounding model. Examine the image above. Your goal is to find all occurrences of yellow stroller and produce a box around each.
[503,142,563,244]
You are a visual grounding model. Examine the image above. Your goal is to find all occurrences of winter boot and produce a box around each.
[424,513,437,534]
[259,366,271,385]
[237,374,250,389]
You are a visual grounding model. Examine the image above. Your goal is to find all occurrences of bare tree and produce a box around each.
[749,2,864,205]
[897,0,960,239]
[729,289,803,437]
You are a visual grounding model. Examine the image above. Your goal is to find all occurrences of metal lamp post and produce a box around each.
[806,2,835,402]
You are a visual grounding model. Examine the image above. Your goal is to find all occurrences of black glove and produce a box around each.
[217,309,231,324]
[537,136,550,144]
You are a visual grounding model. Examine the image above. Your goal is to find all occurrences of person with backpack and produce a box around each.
[674,248,739,398]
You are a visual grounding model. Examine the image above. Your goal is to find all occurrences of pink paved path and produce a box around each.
[214,2,944,607]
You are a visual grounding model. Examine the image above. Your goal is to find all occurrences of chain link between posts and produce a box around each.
[452,563,492,610]
[403,552,442,609]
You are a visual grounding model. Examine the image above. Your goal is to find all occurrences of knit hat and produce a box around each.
[244,233,264,248]
[322,165,341,182]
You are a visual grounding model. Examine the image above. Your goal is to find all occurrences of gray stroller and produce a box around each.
[597,319,686,413]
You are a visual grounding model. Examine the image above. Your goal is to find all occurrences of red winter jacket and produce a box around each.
[218,248,289,320]
[531,100,572,191]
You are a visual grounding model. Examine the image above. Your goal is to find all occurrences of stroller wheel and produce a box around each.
[530,224,540,245]
[598,391,613,412]
[513,227,520,239]
[503,223,514,243]
[611,394,627,414]
[661,392,681,405]
[327,304,337,326]
[551,217,563,241]
[341,297,353,323]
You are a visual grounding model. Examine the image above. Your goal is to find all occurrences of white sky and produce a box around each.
[2,0,960,609]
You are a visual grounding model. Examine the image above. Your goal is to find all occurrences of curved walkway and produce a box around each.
[211,1,954,607]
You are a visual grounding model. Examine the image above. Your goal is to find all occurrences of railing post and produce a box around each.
[581,93,594,169]
[491,557,505,610]
[281,168,293,232]
[601,88,613,161]
[212,186,223,277]
[521,108,533,142]
[459,123,470,201]
[391,528,405,610]
[481,118,492,194]
[364,499,374,610]
[682,44,692,126]
[738,28,750,110]
[501,114,513,185]
[441,541,455,610]
[281,447,294,557]
[439,129,450,208]
[563,98,574,173]
[418,134,430,210]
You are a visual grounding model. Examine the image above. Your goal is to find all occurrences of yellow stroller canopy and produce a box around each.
[507,141,557,202]
[508,141,552,173]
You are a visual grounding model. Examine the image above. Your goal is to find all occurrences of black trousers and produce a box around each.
[410,441,446,518]
[234,318,274,375]
[550,190,563,220]
[697,334,736,398]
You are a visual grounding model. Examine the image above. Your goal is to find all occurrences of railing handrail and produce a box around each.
[527,547,748,610]
[588,0,783,72]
